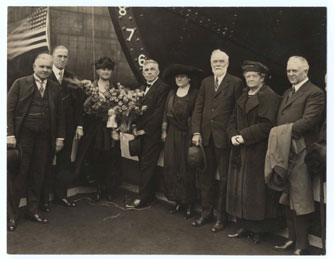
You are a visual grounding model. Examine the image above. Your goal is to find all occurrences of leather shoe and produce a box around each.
[274,240,295,250]
[54,198,77,207]
[192,216,210,227]
[39,203,51,213]
[25,213,48,224]
[125,199,148,209]
[8,218,16,231]
[228,228,248,238]
[211,220,226,233]
[294,248,309,255]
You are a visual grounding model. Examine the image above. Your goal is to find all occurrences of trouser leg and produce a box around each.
[26,132,50,215]
[139,135,162,201]
[215,148,230,222]
[200,138,216,218]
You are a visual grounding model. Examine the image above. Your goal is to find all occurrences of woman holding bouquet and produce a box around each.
[75,56,121,202]
[161,64,203,219]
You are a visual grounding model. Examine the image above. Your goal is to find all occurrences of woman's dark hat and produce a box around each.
[162,64,204,81]
[241,60,269,75]
[129,137,142,157]
[188,144,207,172]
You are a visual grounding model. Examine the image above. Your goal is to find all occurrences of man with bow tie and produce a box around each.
[126,59,170,208]
[40,45,84,211]
[274,56,325,255]
[191,49,243,232]
[7,53,65,230]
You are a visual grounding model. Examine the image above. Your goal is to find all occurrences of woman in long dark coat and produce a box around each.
[226,61,281,243]
[161,64,202,219]
[74,57,120,202]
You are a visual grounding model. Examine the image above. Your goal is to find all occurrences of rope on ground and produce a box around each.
[73,196,152,211]
[103,213,121,221]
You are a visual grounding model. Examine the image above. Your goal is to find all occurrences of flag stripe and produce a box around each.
[8,27,47,41]
[8,42,49,60]
[8,35,47,48]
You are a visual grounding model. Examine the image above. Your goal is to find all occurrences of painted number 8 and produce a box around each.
[119,7,127,16]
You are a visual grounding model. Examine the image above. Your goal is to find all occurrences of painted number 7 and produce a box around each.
[126,28,136,42]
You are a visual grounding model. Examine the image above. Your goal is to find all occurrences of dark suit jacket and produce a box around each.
[191,73,244,148]
[277,80,325,147]
[50,70,83,136]
[135,78,170,142]
[7,74,65,153]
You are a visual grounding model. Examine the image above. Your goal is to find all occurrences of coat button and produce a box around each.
[212,108,215,112]
[211,119,214,122]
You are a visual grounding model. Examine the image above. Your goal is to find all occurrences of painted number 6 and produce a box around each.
[138,54,146,67]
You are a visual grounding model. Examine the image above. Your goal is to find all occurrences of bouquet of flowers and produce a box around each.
[107,83,147,133]
[65,78,147,133]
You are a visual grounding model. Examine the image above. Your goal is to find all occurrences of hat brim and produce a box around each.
[162,64,204,81]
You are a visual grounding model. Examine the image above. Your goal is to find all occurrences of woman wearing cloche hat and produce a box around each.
[161,64,204,219]
[226,60,282,243]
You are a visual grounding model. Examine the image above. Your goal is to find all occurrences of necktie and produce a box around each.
[39,82,45,97]
[215,77,219,92]
[58,70,63,84]
[286,85,295,103]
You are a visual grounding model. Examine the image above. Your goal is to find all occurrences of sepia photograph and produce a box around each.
[3,1,330,257]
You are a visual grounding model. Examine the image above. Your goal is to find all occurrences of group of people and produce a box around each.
[7,45,325,255]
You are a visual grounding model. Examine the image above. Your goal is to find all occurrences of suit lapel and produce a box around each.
[214,73,230,97]
[21,75,36,102]
[280,81,309,112]
[142,79,159,103]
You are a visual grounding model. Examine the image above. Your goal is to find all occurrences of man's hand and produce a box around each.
[231,136,240,146]
[236,135,245,144]
[7,136,16,148]
[192,134,202,146]
[56,139,64,152]
[75,127,84,140]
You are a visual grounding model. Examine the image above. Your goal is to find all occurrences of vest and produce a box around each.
[23,84,50,133]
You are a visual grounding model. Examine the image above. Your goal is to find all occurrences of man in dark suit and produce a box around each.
[126,59,170,208]
[191,49,243,232]
[274,56,325,255]
[40,45,83,211]
[7,53,65,229]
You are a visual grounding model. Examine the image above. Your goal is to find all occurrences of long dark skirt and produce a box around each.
[163,124,195,204]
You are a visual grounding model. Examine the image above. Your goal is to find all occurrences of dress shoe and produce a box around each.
[25,213,48,224]
[192,216,210,227]
[183,205,193,219]
[169,203,181,214]
[274,240,295,250]
[39,203,51,213]
[228,228,248,238]
[54,198,77,207]
[125,199,148,209]
[294,248,309,255]
[211,220,226,233]
[8,218,16,231]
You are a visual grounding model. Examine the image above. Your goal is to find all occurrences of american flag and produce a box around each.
[7,7,50,60]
